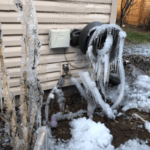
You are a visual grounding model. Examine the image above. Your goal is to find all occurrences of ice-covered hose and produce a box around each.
[87,24,126,110]
[45,87,55,123]
[71,77,88,101]
[111,31,126,109]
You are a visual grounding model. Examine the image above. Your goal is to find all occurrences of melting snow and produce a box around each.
[53,118,150,150]
[116,139,150,150]
[54,117,114,150]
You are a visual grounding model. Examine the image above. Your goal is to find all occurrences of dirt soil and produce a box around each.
[42,93,150,148]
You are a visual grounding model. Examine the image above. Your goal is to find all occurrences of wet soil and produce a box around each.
[42,93,150,148]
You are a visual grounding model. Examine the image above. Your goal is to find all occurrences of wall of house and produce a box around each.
[0,0,118,95]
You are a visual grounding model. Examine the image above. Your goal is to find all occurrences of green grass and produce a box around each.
[126,31,150,43]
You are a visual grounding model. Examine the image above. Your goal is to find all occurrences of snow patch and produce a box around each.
[55,117,114,150]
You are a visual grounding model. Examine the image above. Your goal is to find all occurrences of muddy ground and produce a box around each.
[42,92,150,148]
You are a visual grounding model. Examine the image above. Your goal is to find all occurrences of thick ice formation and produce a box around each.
[145,121,150,133]
[86,24,126,110]
[51,110,87,121]
[71,77,96,119]
[40,118,150,150]
[54,87,66,112]
[34,126,55,150]
[116,139,150,150]
[79,72,115,119]
[122,75,150,112]
[132,113,150,133]
[111,31,126,109]
[54,117,114,150]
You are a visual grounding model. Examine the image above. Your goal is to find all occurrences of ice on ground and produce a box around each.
[122,75,150,112]
[145,121,150,133]
[116,139,150,150]
[116,112,124,117]
[55,117,114,150]
[107,75,150,113]
[53,118,150,150]
[123,43,150,57]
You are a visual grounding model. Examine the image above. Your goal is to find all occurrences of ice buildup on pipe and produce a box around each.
[51,110,87,121]
[14,0,44,148]
[71,77,97,119]
[0,23,19,146]
[111,31,126,109]
[54,86,66,113]
[86,24,126,110]
[79,72,115,119]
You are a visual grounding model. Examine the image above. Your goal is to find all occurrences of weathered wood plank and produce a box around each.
[10,77,82,95]
[5,53,75,67]
[0,12,110,24]
[0,0,10,10]
[3,35,48,46]
[9,1,111,13]
[8,61,89,78]
[4,46,79,57]
[34,0,112,4]
[9,68,91,87]
[2,24,86,35]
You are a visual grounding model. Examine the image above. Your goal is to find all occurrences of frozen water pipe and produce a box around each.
[70,22,126,110]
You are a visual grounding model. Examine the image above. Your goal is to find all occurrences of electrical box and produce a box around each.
[49,29,70,49]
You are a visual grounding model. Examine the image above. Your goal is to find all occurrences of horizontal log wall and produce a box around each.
[0,0,118,95]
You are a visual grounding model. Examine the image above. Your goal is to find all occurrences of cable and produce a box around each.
[64,49,90,69]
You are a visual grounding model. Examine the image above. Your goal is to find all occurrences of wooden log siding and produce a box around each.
[0,0,118,95]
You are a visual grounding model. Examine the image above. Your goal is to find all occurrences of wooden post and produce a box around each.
[138,0,144,26]
[110,0,119,23]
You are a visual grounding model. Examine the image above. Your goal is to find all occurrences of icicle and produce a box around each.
[0,98,2,113]
[111,31,126,109]
[114,58,117,71]
[104,53,109,85]
[86,24,126,111]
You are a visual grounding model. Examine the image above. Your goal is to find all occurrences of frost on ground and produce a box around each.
[54,117,114,150]
[116,139,150,150]
[108,74,150,113]
[124,43,150,57]
[107,43,150,113]
[52,118,150,150]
